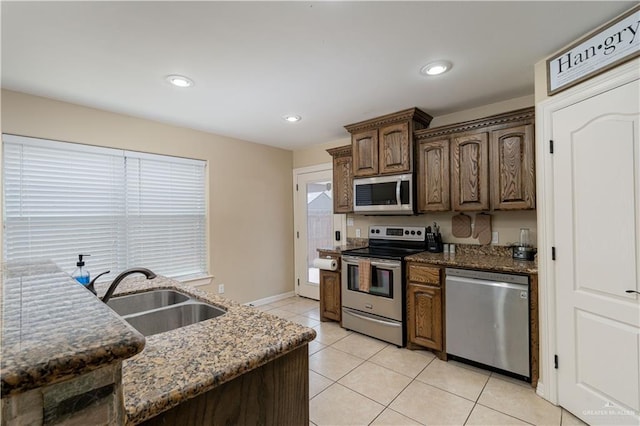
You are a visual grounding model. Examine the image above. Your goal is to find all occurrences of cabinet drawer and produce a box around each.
[408,264,441,285]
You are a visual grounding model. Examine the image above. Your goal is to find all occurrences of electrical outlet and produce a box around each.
[355,228,361,237]
[491,231,499,244]
[347,217,354,226]
[218,284,225,294]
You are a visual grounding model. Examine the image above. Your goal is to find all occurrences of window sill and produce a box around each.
[179,275,214,288]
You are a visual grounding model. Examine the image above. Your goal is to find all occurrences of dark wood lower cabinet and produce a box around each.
[406,263,446,360]
[320,269,341,322]
[407,283,443,352]
[141,345,309,426]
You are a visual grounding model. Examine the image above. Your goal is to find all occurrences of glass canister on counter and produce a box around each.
[512,228,536,260]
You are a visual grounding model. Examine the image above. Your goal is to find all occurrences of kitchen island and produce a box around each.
[1,262,316,425]
[101,276,316,425]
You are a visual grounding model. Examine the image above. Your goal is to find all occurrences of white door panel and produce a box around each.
[571,118,637,296]
[553,78,640,425]
[575,311,639,411]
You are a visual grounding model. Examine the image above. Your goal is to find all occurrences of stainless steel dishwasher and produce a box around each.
[445,268,530,381]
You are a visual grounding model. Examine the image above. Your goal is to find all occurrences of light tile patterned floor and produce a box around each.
[256,296,585,426]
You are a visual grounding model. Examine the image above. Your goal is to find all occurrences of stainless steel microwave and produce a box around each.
[353,174,413,215]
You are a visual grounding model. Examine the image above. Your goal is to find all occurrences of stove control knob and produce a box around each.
[417,230,422,236]
[371,229,375,234]
[411,230,416,235]
[405,230,409,235]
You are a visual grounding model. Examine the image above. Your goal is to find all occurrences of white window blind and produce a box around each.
[2,134,207,281]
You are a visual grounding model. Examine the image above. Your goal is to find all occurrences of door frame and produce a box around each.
[292,163,347,298]
[536,58,640,404]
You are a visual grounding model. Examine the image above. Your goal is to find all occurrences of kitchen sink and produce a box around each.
[123,303,226,336]
[106,289,226,336]
[106,289,190,316]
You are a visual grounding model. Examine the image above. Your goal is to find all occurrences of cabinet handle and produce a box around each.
[625,290,640,295]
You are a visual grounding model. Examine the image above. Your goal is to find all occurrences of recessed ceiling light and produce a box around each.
[282,114,302,123]
[166,74,194,88]
[420,61,452,76]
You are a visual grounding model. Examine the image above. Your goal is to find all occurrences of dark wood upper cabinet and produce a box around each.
[326,145,353,214]
[451,132,490,211]
[490,124,536,210]
[345,108,433,178]
[379,122,411,174]
[351,130,379,176]
[415,107,535,212]
[417,138,450,211]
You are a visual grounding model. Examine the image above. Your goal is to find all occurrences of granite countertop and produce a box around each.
[317,238,369,255]
[94,276,317,425]
[405,251,537,275]
[1,261,145,397]
[318,240,537,275]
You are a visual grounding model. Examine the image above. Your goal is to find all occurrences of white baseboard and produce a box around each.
[536,380,546,400]
[245,291,295,307]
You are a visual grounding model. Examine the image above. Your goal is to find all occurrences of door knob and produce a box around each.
[625,290,640,295]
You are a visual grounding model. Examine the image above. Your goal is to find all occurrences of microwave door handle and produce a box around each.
[396,180,401,206]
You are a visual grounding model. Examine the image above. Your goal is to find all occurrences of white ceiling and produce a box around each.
[1,1,635,149]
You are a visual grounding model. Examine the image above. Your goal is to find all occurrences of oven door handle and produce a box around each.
[343,308,402,328]
[342,256,361,264]
[370,261,401,269]
[343,256,401,269]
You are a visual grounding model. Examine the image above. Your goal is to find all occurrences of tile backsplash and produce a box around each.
[346,210,537,247]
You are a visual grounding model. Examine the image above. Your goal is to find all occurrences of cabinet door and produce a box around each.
[407,284,442,350]
[417,138,450,212]
[352,130,379,177]
[320,270,341,322]
[490,124,535,210]
[451,133,489,211]
[379,122,411,174]
[333,155,353,213]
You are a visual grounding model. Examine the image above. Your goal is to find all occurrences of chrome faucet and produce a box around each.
[101,267,157,303]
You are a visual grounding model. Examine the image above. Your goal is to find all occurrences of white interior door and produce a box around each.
[552,78,640,425]
[294,165,342,300]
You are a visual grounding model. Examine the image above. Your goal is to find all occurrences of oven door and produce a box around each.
[341,255,403,321]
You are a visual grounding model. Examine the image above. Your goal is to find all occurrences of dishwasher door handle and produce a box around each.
[446,275,528,292]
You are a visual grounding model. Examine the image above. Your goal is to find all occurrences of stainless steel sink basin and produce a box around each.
[123,303,226,336]
[107,289,226,336]
[106,289,189,316]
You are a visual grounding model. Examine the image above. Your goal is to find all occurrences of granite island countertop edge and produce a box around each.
[1,261,146,397]
[95,277,317,425]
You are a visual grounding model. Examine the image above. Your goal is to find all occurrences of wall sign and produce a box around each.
[547,5,639,95]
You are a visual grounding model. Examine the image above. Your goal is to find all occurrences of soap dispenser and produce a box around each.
[72,254,90,286]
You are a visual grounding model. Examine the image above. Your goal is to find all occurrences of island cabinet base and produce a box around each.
[140,345,309,426]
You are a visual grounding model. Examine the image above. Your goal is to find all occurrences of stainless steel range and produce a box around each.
[341,225,427,347]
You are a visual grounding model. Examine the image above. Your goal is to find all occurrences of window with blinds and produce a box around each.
[2,134,207,281]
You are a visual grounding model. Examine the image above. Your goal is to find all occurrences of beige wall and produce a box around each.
[292,137,350,169]
[1,89,294,304]
[292,95,537,246]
